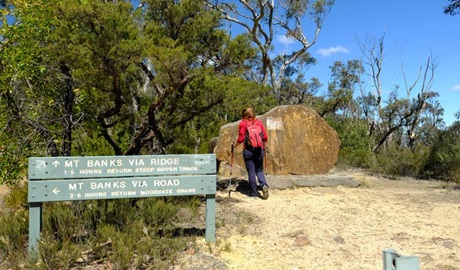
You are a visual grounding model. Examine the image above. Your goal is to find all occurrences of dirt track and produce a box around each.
[186,170,460,270]
[1,171,459,270]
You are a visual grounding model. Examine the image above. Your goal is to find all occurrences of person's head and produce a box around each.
[242,107,256,120]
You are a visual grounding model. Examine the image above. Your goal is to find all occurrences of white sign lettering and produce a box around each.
[177,188,196,193]
[140,189,173,195]
[135,167,155,173]
[111,191,136,196]
[129,159,145,166]
[90,181,126,190]
[106,168,132,174]
[69,182,84,190]
[87,159,122,167]
[65,160,80,168]
[180,166,198,171]
[153,179,180,187]
[132,180,148,187]
[84,192,107,198]
[150,157,179,166]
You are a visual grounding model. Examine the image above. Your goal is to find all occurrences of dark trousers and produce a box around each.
[243,148,268,196]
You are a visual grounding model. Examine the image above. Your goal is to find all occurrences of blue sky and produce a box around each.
[282,0,460,126]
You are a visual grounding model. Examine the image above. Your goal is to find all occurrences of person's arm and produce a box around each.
[259,119,268,150]
[260,120,268,142]
[234,120,246,147]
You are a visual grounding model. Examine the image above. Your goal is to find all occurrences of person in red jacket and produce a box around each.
[233,107,269,199]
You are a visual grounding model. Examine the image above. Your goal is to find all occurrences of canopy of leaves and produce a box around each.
[0,0,271,162]
[444,0,460,15]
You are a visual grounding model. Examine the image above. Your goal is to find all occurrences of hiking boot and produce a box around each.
[262,185,269,200]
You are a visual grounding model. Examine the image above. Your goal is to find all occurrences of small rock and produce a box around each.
[292,234,311,247]
[333,235,345,244]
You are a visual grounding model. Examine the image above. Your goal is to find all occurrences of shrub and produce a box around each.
[0,210,29,269]
[0,190,201,268]
[326,117,372,168]
[422,122,460,182]
[38,234,80,270]
[0,145,27,185]
[369,143,430,177]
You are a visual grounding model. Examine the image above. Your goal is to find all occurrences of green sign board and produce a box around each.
[27,154,217,255]
[28,175,216,203]
[29,154,216,179]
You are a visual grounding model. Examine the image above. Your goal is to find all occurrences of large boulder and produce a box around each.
[213,105,340,177]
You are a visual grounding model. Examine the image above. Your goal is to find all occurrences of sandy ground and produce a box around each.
[1,171,458,270]
[198,170,460,270]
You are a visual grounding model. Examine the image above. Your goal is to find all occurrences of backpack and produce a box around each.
[245,120,263,150]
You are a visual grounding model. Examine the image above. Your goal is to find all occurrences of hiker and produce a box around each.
[233,107,269,199]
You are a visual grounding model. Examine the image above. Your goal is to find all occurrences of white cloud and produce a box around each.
[276,35,296,47]
[452,84,460,91]
[316,46,350,57]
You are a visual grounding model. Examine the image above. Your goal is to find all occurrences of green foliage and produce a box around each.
[0,195,28,269]
[0,145,26,185]
[70,129,116,156]
[368,143,430,177]
[0,186,201,268]
[1,0,457,266]
[318,60,363,117]
[326,117,371,168]
[38,234,80,270]
[109,230,137,270]
[5,0,458,267]
[1,0,273,158]
[43,202,81,242]
[423,122,460,182]
[3,184,28,209]
[1,0,82,157]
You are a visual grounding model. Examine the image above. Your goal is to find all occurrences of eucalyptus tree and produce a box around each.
[444,0,460,15]
[311,59,369,167]
[356,34,443,152]
[125,0,265,155]
[0,0,75,158]
[1,0,265,159]
[318,59,364,118]
[274,51,322,105]
[49,0,264,156]
[208,0,334,103]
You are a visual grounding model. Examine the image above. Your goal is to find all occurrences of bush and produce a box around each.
[0,190,202,268]
[368,143,430,177]
[0,209,29,269]
[0,145,27,185]
[38,234,80,270]
[422,122,460,182]
[326,117,372,168]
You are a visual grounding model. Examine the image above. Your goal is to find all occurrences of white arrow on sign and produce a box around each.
[52,161,60,167]
[52,188,60,195]
[36,160,46,169]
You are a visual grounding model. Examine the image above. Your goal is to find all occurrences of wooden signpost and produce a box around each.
[28,154,217,254]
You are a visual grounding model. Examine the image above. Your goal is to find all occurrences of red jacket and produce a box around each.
[237,118,268,149]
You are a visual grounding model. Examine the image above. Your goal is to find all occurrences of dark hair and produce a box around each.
[242,107,256,120]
